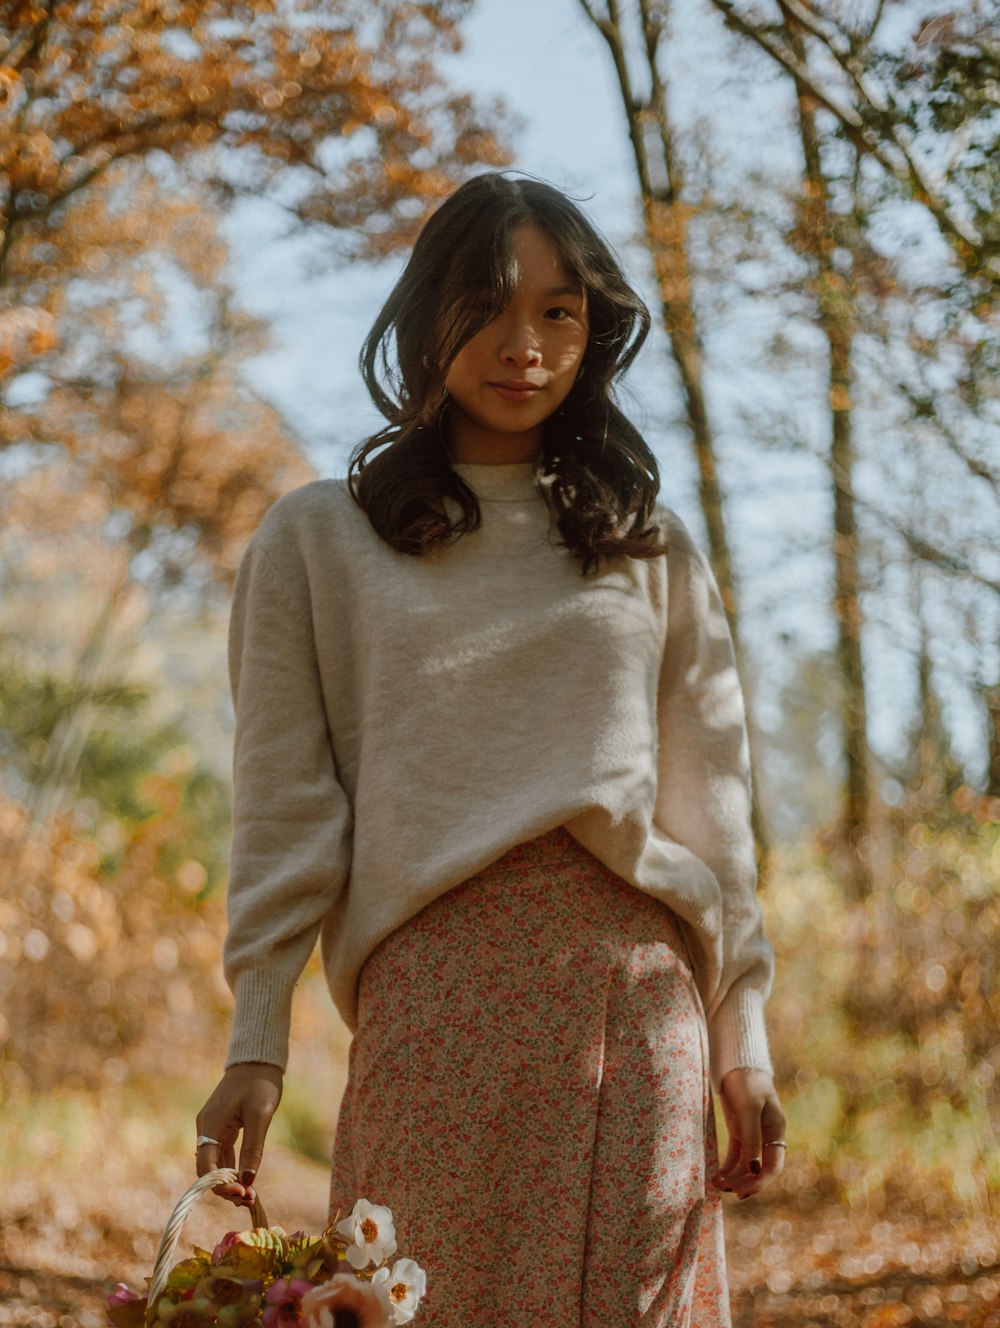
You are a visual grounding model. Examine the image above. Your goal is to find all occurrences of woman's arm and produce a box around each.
[654,511,785,1193]
[654,509,774,1087]
[197,515,352,1196]
[222,529,352,1071]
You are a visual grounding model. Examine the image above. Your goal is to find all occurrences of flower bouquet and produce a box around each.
[106,1169,427,1328]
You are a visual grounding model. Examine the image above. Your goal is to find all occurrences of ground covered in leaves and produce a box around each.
[2,1145,999,1328]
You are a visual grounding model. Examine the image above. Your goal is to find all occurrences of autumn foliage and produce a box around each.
[0,0,510,575]
[0,786,229,1094]
[2,5,1000,1324]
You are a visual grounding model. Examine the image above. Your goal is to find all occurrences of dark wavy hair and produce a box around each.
[348,173,667,573]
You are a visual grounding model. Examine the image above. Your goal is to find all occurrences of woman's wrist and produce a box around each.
[720,1064,773,1088]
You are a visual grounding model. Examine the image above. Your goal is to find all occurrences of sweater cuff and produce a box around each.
[708,982,773,1094]
[225,968,297,1072]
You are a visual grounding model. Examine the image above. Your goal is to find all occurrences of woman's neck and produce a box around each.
[446,414,541,465]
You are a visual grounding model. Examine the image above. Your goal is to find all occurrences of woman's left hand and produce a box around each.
[711,1067,787,1200]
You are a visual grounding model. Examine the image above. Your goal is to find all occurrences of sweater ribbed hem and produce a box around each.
[225,968,296,1072]
[708,983,773,1094]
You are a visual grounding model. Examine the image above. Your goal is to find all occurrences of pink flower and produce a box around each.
[263,1278,315,1327]
[106,1282,148,1326]
[300,1274,389,1328]
[108,1285,141,1308]
[211,1231,242,1264]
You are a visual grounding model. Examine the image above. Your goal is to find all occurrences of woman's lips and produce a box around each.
[489,381,543,401]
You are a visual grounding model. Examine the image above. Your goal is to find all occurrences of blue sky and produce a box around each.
[0,2,991,825]
[229,0,643,471]
[226,0,825,578]
[214,0,997,800]
[227,0,813,529]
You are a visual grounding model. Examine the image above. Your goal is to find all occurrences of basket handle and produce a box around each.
[145,1168,269,1320]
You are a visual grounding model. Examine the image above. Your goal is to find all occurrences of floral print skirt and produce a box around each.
[329,826,731,1327]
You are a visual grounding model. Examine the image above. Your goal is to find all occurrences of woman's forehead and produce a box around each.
[509,222,584,293]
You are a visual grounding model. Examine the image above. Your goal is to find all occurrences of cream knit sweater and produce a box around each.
[223,461,774,1092]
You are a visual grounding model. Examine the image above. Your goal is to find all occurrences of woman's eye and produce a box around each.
[545,306,572,321]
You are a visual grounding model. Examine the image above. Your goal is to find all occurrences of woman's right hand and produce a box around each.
[195,1062,284,1207]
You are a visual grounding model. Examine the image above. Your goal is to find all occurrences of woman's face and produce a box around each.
[443,222,589,464]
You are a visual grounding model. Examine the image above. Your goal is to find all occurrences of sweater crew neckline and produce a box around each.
[451,461,541,503]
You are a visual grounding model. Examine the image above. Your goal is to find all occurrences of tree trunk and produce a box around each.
[785,14,872,898]
[578,0,771,871]
[907,571,962,808]
[984,682,1000,799]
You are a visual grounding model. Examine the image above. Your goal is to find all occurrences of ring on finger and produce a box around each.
[196,1135,221,1148]
[764,1140,788,1149]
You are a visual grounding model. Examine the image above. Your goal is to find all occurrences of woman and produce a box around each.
[196,173,786,1326]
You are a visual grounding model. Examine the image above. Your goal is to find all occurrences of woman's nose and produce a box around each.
[499,321,542,366]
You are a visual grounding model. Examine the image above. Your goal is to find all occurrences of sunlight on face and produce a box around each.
[444,223,589,464]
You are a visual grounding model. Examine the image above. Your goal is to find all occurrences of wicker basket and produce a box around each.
[144,1168,269,1321]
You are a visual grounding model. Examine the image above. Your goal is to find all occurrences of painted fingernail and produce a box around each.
[240,1169,257,1185]
[750,1159,761,1174]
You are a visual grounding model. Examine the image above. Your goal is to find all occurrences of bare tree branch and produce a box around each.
[895,383,1000,495]
[576,0,607,27]
[708,0,986,265]
[576,0,654,198]
[777,0,961,227]
[814,444,1000,595]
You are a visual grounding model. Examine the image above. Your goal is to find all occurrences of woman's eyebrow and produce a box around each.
[542,284,584,298]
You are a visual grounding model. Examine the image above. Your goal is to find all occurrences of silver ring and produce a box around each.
[196,1135,221,1148]
[764,1140,788,1149]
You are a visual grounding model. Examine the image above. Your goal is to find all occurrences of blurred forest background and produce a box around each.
[0,1,998,1325]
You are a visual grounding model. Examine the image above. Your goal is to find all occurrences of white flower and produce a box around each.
[335,1198,397,1270]
[371,1258,427,1324]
